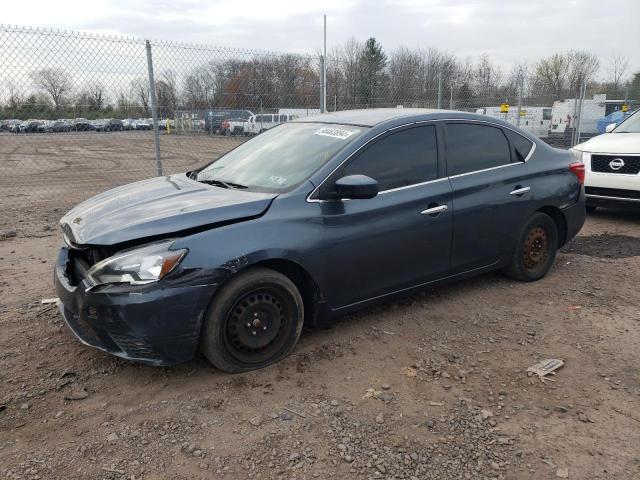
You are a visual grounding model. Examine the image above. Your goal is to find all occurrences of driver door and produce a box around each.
[319,124,453,309]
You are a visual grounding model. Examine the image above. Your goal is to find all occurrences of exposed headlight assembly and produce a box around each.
[86,240,187,286]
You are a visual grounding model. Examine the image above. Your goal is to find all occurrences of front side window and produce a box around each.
[445,123,511,176]
[197,123,366,192]
[341,125,439,191]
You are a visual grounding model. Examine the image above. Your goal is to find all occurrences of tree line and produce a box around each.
[1,37,637,120]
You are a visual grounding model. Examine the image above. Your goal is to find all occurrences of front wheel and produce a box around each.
[503,212,558,282]
[200,267,304,373]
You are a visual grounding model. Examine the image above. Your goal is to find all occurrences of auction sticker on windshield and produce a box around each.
[314,127,358,140]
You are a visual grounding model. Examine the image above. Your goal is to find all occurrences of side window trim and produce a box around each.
[307,118,536,203]
[321,122,441,197]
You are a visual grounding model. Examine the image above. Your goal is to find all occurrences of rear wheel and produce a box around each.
[503,212,558,282]
[586,205,597,213]
[200,267,304,373]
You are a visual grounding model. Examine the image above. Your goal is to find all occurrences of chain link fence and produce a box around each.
[0,25,637,235]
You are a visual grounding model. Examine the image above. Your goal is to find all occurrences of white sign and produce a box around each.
[314,127,357,140]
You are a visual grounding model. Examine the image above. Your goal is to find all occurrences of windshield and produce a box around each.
[196,122,365,192]
[613,110,640,133]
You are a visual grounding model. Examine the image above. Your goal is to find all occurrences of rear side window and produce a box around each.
[342,125,438,191]
[445,123,511,176]
[504,129,534,162]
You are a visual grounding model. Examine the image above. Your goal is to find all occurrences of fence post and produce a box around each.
[320,55,326,113]
[145,40,163,176]
[516,76,523,127]
[574,82,586,146]
[437,72,442,109]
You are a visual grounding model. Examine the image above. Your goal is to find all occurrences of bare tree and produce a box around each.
[532,53,567,96]
[86,82,106,110]
[131,78,150,115]
[75,82,106,112]
[156,69,178,116]
[506,63,529,99]
[533,50,599,97]
[30,68,73,110]
[5,80,26,110]
[474,54,503,100]
[566,50,600,94]
[608,53,629,91]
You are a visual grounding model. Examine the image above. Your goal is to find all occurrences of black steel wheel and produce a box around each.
[200,267,304,373]
[503,212,558,282]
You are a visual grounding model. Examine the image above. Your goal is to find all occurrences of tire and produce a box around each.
[586,205,597,213]
[503,212,558,282]
[200,267,304,373]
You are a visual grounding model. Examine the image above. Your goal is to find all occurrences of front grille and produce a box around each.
[585,187,640,200]
[591,155,640,174]
[110,334,162,360]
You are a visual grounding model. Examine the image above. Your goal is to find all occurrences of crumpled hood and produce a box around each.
[576,133,640,154]
[61,174,277,246]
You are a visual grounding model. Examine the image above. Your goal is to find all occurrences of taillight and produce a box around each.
[569,162,585,185]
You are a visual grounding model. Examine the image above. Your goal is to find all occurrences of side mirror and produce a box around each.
[605,123,616,133]
[334,175,378,200]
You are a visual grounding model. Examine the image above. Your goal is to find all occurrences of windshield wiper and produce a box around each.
[199,178,248,189]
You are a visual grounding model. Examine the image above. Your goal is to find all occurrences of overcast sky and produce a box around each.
[3,0,639,80]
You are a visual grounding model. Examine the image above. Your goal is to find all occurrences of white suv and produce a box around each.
[570,110,640,211]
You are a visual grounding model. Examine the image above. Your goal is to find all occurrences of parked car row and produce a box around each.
[0,117,158,133]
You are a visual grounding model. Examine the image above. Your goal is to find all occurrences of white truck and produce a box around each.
[548,94,607,139]
[245,113,294,135]
[475,106,551,138]
[570,109,640,211]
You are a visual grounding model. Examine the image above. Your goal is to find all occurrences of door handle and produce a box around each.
[510,186,531,196]
[420,204,448,216]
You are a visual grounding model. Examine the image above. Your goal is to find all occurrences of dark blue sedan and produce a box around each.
[55,109,586,372]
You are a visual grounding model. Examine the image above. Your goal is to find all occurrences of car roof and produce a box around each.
[291,108,477,127]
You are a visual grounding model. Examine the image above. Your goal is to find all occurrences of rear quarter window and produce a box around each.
[504,129,534,162]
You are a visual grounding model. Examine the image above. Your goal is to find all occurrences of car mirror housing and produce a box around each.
[334,175,379,200]
[605,123,616,133]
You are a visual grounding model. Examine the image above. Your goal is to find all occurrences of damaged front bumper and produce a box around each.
[54,247,220,366]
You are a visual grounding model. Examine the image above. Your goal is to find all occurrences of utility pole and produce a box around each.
[437,71,442,109]
[322,14,327,113]
[516,73,523,127]
[145,40,162,176]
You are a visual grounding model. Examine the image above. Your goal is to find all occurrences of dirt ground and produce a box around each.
[1,133,639,480]
[0,131,245,236]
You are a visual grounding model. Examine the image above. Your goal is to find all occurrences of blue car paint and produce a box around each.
[54,109,586,365]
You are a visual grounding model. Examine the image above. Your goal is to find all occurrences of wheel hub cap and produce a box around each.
[523,227,549,269]
[227,292,284,352]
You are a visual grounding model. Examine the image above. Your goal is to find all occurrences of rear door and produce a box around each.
[445,122,536,273]
[320,123,453,308]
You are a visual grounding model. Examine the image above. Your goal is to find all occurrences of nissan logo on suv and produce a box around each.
[609,158,625,170]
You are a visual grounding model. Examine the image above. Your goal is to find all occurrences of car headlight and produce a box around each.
[568,147,588,163]
[86,240,187,286]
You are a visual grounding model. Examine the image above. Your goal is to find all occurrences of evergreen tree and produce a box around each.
[358,37,388,107]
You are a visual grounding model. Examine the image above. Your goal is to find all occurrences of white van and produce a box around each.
[246,113,297,135]
[475,106,552,138]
